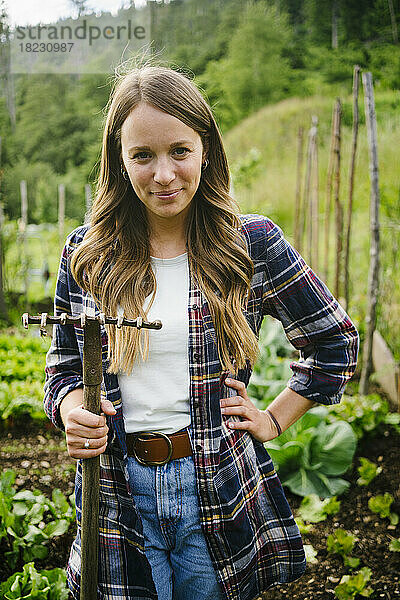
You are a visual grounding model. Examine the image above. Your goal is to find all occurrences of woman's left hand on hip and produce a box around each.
[220,378,278,443]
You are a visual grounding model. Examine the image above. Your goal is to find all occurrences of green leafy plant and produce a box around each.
[297,494,341,523]
[0,562,69,600]
[356,457,382,486]
[327,528,360,569]
[0,470,75,569]
[248,319,294,408]
[294,517,313,535]
[266,406,357,497]
[0,333,50,425]
[389,537,400,552]
[0,380,47,425]
[0,334,48,383]
[334,567,374,599]
[368,493,399,526]
[327,393,399,439]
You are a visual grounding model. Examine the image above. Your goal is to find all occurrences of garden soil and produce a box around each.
[1,422,399,599]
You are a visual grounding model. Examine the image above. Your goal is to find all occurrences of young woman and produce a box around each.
[44,64,359,600]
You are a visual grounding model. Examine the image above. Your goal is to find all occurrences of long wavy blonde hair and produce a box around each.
[70,63,260,375]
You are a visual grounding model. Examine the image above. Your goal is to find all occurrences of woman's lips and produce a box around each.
[152,189,182,199]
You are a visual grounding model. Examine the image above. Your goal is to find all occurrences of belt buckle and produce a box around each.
[132,431,173,466]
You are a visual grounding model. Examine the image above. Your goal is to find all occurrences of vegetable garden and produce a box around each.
[0,321,399,599]
[1,2,400,597]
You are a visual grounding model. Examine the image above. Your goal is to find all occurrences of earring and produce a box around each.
[120,165,129,180]
[201,159,209,170]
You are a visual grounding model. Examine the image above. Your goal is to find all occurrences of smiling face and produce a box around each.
[120,102,207,232]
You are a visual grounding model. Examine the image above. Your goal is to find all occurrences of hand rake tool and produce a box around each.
[22,312,162,600]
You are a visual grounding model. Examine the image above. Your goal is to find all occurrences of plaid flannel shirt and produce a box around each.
[44,214,359,600]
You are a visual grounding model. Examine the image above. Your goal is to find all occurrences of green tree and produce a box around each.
[204,2,292,128]
[14,74,100,175]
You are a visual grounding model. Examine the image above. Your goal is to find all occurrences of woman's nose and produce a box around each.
[153,158,176,185]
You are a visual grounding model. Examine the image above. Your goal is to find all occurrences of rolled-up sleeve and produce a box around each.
[261,219,359,405]
[43,234,84,429]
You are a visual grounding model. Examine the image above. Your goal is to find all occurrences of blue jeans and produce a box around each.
[126,453,223,600]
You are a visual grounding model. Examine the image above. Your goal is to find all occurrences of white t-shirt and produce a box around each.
[117,252,191,434]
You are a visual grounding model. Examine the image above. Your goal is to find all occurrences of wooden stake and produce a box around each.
[85,184,92,219]
[359,72,381,395]
[333,99,342,299]
[324,104,336,283]
[344,66,361,311]
[58,184,65,252]
[294,126,304,251]
[311,116,319,272]
[20,180,28,301]
[303,118,316,266]
[299,129,311,260]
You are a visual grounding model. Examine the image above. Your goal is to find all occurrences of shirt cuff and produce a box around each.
[287,377,342,406]
[47,379,84,430]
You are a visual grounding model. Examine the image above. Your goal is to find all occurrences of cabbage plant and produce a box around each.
[266,406,357,497]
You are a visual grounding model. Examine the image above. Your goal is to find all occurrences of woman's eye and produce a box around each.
[133,151,151,160]
[173,147,190,156]
[131,148,189,160]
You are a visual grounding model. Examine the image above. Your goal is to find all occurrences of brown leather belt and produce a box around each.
[126,429,192,466]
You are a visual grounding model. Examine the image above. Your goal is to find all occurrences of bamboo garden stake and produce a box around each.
[22,312,162,600]
[359,72,381,395]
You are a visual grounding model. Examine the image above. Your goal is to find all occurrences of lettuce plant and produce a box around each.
[368,493,399,526]
[0,335,48,383]
[0,471,75,569]
[294,517,313,535]
[0,380,48,425]
[327,528,360,569]
[389,538,400,552]
[334,567,374,599]
[0,562,68,600]
[297,494,341,523]
[266,406,357,497]
[356,457,382,486]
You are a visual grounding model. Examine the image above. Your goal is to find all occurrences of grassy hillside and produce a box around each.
[224,90,400,360]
